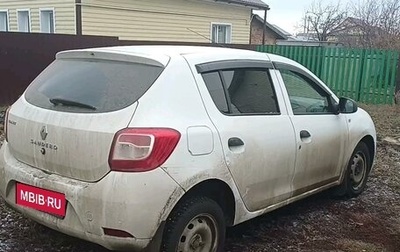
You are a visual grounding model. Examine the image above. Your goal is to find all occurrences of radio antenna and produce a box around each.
[186,28,226,47]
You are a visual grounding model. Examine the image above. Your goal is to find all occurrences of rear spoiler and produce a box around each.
[57,49,170,68]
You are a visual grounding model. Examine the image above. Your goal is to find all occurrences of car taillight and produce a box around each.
[109,128,181,172]
[4,107,10,142]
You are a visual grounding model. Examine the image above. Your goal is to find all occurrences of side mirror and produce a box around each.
[339,97,358,114]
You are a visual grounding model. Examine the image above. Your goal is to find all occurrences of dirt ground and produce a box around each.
[0,104,399,252]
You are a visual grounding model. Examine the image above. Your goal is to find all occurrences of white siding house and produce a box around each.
[0,0,269,43]
[0,0,76,34]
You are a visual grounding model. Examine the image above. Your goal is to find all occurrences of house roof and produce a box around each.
[344,17,367,27]
[330,17,381,35]
[271,24,292,37]
[253,15,289,39]
[212,0,269,9]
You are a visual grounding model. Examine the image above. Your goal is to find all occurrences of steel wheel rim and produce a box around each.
[177,213,219,252]
[350,151,367,191]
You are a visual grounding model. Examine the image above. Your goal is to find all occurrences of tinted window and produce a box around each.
[202,72,229,113]
[25,59,163,113]
[280,69,332,115]
[222,69,279,114]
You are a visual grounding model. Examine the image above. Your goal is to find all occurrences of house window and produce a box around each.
[0,11,9,31]
[40,9,55,33]
[211,24,232,43]
[17,10,30,32]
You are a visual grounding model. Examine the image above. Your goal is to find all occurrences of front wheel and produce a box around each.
[161,196,226,252]
[336,142,371,197]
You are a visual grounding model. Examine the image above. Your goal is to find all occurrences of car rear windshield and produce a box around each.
[25,59,164,113]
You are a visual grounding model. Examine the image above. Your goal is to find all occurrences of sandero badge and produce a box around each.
[31,126,58,153]
[40,126,48,141]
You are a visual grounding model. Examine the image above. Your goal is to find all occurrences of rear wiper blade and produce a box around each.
[49,98,97,110]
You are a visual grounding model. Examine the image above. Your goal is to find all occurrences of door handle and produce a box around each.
[228,137,244,147]
[300,130,311,138]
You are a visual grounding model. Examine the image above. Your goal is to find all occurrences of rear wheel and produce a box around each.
[161,196,225,252]
[335,142,371,197]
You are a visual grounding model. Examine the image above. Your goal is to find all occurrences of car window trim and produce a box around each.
[196,60,274,74]
[217,70,234,114]
[225,111,281,116]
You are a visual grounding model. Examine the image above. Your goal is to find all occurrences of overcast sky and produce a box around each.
[256,0,354,35]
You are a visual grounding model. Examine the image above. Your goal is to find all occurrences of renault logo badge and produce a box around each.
[40,126,48,141]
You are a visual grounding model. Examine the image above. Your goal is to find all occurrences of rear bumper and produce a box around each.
[0,142,184,251]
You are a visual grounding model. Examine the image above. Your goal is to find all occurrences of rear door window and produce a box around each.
[221,69,279,114]
[202,68,280,115]
[25,59,164,113]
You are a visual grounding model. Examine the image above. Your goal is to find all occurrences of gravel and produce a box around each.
[0,104,399,251]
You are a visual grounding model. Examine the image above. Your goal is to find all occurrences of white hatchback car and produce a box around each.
[0,46,375,252]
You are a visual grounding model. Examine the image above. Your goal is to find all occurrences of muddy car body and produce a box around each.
[0,46,376,251]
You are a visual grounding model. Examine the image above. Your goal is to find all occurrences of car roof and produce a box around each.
[90,45,262,57]
[59,45,299,69]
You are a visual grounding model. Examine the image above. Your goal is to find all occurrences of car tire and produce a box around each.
[335,142,371,198]
[161,196,226,252]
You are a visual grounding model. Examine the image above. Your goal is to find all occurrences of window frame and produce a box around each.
[210,23,232,44]
[197,60,274,73]
[201,71,230,113]
[0,9,10,32]
[274,62,337,115]
[17,9,31,32]
[39,8,56,33]
[199,60,281,116]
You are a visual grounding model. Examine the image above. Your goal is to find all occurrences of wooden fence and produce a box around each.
[258,45,400,104]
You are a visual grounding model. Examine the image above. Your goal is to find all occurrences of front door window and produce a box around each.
[280,69,333,114]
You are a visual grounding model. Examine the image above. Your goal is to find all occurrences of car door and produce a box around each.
[275,64,348,196]
[194,60,297,212]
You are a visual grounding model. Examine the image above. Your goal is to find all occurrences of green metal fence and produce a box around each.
[257,45,400,104]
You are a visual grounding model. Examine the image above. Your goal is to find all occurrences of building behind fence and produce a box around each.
[258,45,400,104]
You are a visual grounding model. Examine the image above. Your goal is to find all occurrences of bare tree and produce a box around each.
[351,0,400,49]
[301,0,348,41]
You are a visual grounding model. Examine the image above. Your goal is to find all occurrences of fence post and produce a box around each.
[317,46,324,77]
[356,49,366,102]
[394,57,400,104]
